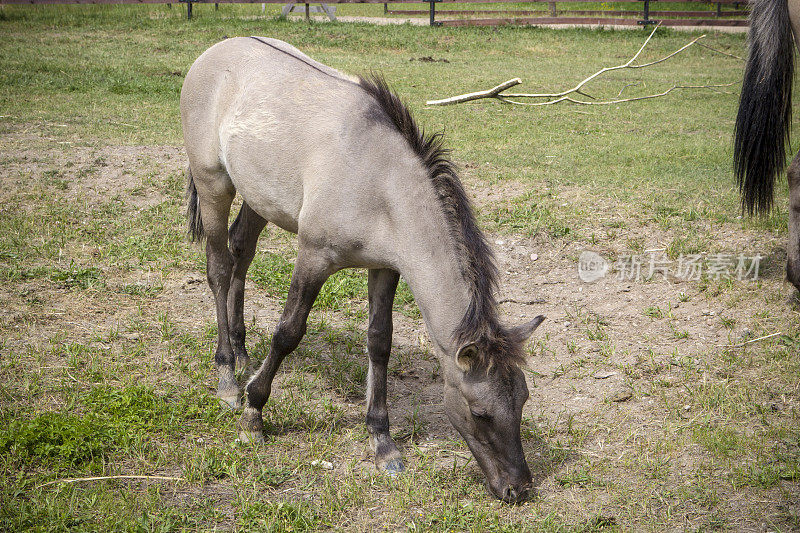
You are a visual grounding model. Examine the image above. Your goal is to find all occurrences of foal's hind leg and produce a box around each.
[238,247,333,443]
[787,152,800,293]
[365,268,404,475]
[193,170,240,408]
[227,202,268,374]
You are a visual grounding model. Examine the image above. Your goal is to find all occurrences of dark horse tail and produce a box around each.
[186,166,205,242]
[734,0,795,216]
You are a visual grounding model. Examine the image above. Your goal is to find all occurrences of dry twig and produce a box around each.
[498,297,547,306]
[696,41,744,61]
[426,24,731,107]
[37,475,185,489]
[720,332,782,349]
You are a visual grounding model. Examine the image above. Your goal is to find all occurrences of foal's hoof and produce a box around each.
[382,459,405,477]
[786,291,800,307]
[238,430,265,445]
[217,393,242,410]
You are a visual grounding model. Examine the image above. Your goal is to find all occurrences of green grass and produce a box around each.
[0,5,798,532]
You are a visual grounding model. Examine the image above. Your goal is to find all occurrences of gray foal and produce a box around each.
[181,37,544,502]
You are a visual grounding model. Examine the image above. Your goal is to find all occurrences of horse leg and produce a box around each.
[365,268,403,475]
[238,247,332,443]
[227,202,268,374]
[193,170,239,409]
[787,150,800,292]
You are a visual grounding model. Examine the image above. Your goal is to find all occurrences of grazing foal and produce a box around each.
[181,37,544,502]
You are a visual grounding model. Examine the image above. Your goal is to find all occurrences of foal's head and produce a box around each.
[443,316,544,503]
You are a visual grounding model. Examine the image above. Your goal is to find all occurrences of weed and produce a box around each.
[238,500,319,532]
[644,305,663,319]
[49,261,103,290]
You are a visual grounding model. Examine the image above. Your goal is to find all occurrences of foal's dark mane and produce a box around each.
[359,75,525,370]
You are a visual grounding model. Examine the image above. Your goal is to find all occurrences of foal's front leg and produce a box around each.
[787,151,800,293]
[365,268,404,475]
[238,248,332,443]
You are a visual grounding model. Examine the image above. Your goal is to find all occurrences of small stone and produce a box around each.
[495,239,505,245]
[609,387,633,402]
[593,371,617,379]
[311,460,334,470]
[530,253,538,261]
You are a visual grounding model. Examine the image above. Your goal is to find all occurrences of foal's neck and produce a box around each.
[388,182,482,363]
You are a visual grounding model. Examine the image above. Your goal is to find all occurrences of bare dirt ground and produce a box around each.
[3,129,798,530]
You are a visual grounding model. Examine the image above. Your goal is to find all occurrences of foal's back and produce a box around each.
[180,37,423,250]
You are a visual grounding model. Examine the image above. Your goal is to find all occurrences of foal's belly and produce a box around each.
[228,172,302,234]
[219,124,304,234]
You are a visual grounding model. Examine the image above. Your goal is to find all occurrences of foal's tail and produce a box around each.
[734,0,795,216]
[186,166,205,242]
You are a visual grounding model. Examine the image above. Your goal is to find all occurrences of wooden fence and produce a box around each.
[390,0,750,28]
[1,0,750,27]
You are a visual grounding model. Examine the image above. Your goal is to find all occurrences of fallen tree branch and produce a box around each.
[498,83,735,106]
[426,78,521,106]
[426,24,727,107]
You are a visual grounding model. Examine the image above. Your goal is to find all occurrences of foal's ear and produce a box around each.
[455,343,479,372]
[510,315,546,343]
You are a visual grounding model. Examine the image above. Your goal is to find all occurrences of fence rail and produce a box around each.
[390,0,750,27]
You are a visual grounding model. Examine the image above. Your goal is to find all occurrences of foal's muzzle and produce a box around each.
[490,477,532,504]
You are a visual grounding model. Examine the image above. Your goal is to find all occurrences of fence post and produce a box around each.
[549,1,556,17]
[429,0,440,26]
[638,0,656,25]
[187,0,192,19]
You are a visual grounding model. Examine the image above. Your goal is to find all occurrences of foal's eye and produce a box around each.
[470,408,490,421]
